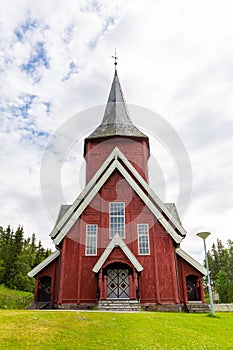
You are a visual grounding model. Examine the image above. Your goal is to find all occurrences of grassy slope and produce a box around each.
[0,311,232,349]
[0,285,33,309]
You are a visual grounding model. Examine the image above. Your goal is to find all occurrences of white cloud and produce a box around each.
[0,0,232,260]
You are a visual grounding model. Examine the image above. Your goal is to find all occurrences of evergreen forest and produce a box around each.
[0,224,232,304]
[207,239,233,303]
[0,225,51,293]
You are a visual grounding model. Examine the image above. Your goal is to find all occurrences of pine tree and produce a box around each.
[207,239,233,303]
[0,225,51,292]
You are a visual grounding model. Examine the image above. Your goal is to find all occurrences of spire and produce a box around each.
[112,48,118,73]
[86,62,147,139]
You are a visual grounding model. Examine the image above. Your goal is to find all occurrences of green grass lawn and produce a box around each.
[0,310,232,350]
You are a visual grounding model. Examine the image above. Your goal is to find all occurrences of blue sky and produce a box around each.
[0,0,233,262]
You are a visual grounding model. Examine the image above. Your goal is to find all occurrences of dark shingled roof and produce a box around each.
[164,203,181,225]
[55,205,71,225]
[86,70,147,139]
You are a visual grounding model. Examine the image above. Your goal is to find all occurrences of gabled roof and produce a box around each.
[50,147,186,245]
[55,205,71,224]
[92,234,143,273]
[175,248,207,275]
[27,250,60,278]
[165,203,181,225]
[86,70,147,139]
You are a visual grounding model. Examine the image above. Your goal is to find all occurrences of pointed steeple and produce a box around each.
[86,69,147,139]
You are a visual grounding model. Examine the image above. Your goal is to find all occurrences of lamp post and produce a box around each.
[196,231,215,316]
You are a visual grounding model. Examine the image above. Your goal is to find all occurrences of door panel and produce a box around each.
[107,269,129,299]
[38,276,51,302]
[186,276,197,301]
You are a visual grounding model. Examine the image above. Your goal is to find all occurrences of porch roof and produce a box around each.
[176,248,207,275]
[92,234,143,273]
[27,250,60,278]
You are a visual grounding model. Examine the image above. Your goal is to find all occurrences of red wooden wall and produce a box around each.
[84,136,149,183]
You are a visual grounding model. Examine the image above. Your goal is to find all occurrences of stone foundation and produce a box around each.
[141,303,185,312]
[57,303,97,310]
[214,303,233,312]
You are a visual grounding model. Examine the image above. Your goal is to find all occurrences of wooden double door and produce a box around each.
[107,268,130,299]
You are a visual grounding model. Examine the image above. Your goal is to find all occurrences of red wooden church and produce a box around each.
[29,65,207,311]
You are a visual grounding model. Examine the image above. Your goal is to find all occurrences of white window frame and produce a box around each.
[137,224,150,255]
[85,224,97,256]
[109,202,125,239]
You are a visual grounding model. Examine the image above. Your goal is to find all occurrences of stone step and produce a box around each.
[98,300,141,312]
[99,301,140,305]
[27,302,52,310]
[141,304,185,312]
[99,308,140,310]
[186,303,210,313]
[99,306,140,308]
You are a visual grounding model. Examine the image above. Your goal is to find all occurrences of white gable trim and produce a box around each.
[52,147,185,245]
[116,162,183,243]
[27,250,60,278]
[176,248,207,275]
[53,160,118,244]
[92,234,143,273]
[50,149,118,238]
[113,148,186,236]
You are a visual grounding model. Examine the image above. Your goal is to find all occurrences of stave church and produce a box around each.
[28,60,208,312]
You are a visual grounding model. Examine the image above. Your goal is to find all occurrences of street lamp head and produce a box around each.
[196,231,211,240]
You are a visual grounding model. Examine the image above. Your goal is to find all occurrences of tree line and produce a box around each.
[0,225,51,293]
[207,239,233,303]
[0,224,232,302]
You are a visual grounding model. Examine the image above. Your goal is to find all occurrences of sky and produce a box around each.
[0,0,233,263]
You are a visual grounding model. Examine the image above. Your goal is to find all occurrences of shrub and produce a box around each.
[0,285,33,309]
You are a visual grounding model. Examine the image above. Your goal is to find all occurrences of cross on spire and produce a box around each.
[112,49,118,70]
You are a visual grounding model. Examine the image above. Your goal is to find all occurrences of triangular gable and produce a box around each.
[50,148,120,240]
[51,147,186,245]
[27,250,60,278]
[175,248,207,275]
[92,234,143,273]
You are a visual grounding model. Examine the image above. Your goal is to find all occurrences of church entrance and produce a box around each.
[102,262,133,300]
[37,276,52,302]
[107,268,129,299]
[186,275,198,301]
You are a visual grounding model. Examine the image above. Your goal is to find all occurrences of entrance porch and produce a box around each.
[97,262,140,301]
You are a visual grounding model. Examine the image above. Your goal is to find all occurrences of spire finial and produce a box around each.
[111,49,118,71]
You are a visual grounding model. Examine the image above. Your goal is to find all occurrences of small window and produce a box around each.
[86,224,97,255]
[109,202,125,238]
[138,224,150,255]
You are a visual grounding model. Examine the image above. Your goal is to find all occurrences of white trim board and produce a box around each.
[93,234,143,273]
[50,150,117,238]
[176,248,207,275]
[28,250,60,278]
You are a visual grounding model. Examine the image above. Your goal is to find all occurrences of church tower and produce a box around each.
[84,68,150,183]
